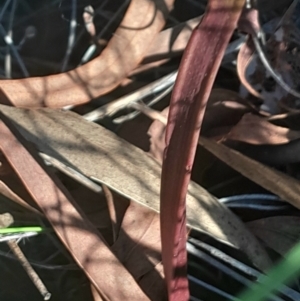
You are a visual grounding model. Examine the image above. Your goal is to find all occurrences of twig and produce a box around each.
[188,275,238,301]
[0,23,29,77]
[83,71,177,121]
[189,238,300,301]
[113,85,173,123]
[187,243,283,301]
[128,101,167,125]
[84,35,247,122]
[7,240,51,300]
[0,213,50,300]
[4,0,16,78]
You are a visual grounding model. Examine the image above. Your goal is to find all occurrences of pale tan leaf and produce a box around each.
[0,115,150,301]
[227,113,300,144]
[0,105,271,271]
[199,136,300,210]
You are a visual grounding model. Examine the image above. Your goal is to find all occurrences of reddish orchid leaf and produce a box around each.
[160,1,246,300]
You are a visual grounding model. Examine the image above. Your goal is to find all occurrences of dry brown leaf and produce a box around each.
[0,104,270,271]
[268,111,300,130]
[199,136,300,210]
[247,216,300,256]
[0,180,41,215]
[202,89,254,135]
[226,113,300,144]
[0,153,41,214]
[237,37,263,99]
[148,107,169,162]
[0,0,174,108]
[61,177,121,244]
[111,201,166,300]
[0,115,150,301]
[148,89,253,162]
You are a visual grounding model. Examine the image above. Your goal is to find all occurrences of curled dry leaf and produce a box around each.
[237,36,264,100]
[201,89,254,135]
[237,5,300,113]
[0,0,174,108]
[0,180,42,215]
[247,216,300,256]
[0,114,150,301]
[226,113,300,144]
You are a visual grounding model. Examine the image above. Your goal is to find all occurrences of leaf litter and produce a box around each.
[1,1,300,301]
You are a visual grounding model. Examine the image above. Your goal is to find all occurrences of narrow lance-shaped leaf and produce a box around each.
[160,1,246,300]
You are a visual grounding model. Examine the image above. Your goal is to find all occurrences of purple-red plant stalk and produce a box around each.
[160,1,246,300]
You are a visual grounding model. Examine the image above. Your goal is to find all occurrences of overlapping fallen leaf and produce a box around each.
[0,113,151,301]
[0,0,174,108]
[1,1,300,300]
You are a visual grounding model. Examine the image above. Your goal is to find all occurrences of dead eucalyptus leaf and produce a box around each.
[199,136,300,210]
[0,115,150,301]
[247,216,300,256]
[111,201,166,300]
[0,180,41,215]
[0,0,174,108]
[227,113,300,144]
[0,104,270,271]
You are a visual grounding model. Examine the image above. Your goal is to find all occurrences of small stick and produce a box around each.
[0,213,51,300]
[7,240,51,300]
